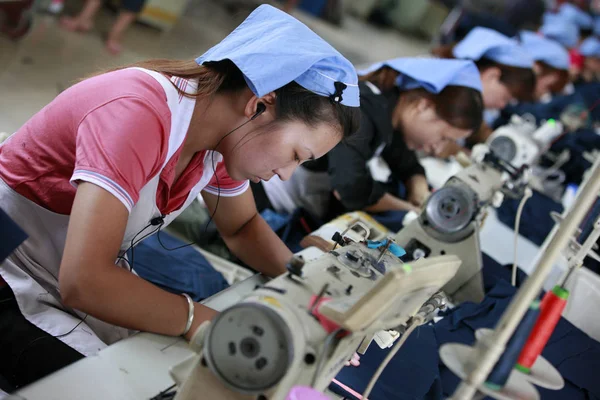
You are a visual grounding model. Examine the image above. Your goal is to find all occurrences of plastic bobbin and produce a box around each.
[439,343,539,400]
[475,328,564,390]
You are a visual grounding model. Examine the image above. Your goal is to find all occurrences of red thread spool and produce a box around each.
[516,286,569,372]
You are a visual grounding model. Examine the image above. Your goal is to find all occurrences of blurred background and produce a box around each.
[0,0,575,135]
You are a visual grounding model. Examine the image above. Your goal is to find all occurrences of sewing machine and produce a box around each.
[486,115,563,169]
[302,145,529,304]
[395,146,529,303]
[169,239,461,400]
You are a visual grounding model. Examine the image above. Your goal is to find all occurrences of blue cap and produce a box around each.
[358,57,482,93]
[195,5,359,107]
[520,31,570,70]
[558,3,593,30]
[580,37,600,58]
[541,14,580,48]
[452,27,534,69]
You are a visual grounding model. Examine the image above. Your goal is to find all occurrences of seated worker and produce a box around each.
[0,5,361,390]
[578,36,600,82]
[256,58,483,231]
[540,12,589,78]
[519,31,571,100]
[432,27,535,155]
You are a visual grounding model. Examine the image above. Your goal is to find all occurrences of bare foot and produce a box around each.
[105,39,123,55]
[60,16,93,32]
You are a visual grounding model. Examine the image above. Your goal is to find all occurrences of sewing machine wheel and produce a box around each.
[489,136,517,163]
[204,303,293,394]
[424,186,476,238]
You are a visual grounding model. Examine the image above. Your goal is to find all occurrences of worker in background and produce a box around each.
[578,36,600,82]
[256,58,483,231]
[519,31,571,101]
[0,5,360,391]
[432,27,535,156]
[60,0,149,55]
[542,3,594,78]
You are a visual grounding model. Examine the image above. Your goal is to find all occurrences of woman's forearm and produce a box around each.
[61,264,217,339]
[364,193,420,213]
[222,213,291,277]
[406,174,430,207]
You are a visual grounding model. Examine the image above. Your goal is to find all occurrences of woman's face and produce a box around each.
[584,57,600,74]
[533,64,561,99]
[221,118,341,183]
[396,100,472,155]
[480,67,513,110]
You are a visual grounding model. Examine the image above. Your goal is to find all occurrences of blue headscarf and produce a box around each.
[541,14,580,48]
[195,5,359,107]
[558,3,593,30]
[520,31,570,70]
[580,37,600,58]
[453,27,534,68]
[358,57,483,93]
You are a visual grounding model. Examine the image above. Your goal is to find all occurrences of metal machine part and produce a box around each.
[422,184,477,243]
[396,148,517,303]
[486,116,564,169]
[489,135,517,163]
[171,241,462,400]
[204,304,294,394]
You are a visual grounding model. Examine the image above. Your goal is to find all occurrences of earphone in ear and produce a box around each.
[251,102,266,121]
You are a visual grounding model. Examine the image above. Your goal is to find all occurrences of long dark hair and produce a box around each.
[360,67,483,133]
[432,44,537,102]
[115,59,361,139]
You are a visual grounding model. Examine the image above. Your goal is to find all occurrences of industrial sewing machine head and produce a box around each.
[169,238,462,400]
[394,145,530,304]
[486,114,564,169]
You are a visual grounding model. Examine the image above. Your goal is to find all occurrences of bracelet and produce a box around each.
[181,293,195,336]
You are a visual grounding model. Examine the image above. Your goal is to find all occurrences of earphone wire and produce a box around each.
[205,115,259,232]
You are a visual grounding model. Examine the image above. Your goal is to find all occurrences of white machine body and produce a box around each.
[487,115,564,168]
[394,158,506,303]
[170,241,461,400]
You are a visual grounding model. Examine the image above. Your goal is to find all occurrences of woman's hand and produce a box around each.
[202,189,291,277]
[406,175,430,208]
[363,193,421,214]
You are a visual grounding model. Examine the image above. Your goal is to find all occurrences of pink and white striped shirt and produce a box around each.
[0,69,248,215]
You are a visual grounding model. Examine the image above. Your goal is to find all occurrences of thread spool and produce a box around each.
[516,286,569,372]
[485,301,540,389]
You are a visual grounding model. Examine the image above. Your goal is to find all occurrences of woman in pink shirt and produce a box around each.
[0,5,360,390]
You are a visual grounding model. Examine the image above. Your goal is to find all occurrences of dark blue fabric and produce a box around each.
[372,210,409,232]
[496,190,563,246]
[493,83,600,129]
[260,208,323,253]
[455,12,519,41]
[129,231,229,302]
[0,208,27,263]
[331,270,600,400]
[547,129,600,186]
[297,0,327,17]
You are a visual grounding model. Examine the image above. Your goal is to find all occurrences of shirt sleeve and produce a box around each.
[328,112,388,210]
[381,132,426,182]
[203,161,249,197]
[70,96,170,212]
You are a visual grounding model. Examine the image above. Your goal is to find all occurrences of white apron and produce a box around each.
[0,68,222,356]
